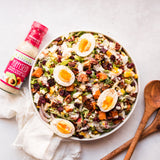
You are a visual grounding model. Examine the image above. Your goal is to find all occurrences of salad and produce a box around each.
[31,31,138,139]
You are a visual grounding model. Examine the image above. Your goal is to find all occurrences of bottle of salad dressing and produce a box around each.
[0,21,48,94]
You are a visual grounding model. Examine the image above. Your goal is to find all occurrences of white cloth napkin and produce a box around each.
[0,87,81,160]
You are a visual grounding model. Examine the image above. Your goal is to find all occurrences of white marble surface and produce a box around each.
[0,0,160,159]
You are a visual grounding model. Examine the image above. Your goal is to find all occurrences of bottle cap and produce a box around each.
[25,21,48,48]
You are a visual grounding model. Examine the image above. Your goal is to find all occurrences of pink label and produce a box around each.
[0,49,35,89]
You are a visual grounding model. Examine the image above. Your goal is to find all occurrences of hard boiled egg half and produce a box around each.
[75,33,95,57]
[53,65,75,86]
[97,88,118,112]
[51,118,75,138]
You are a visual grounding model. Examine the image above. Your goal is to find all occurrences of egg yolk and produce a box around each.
[57,121,72,134]
[78,38,91,52]
[58,69,71,82]
[102,96,113,110]
[112,67,119,74]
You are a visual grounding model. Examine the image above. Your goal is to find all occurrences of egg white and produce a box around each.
[51,118,75,138]
[53,65,75,87]
[75,33,95,57]
[97,88,118,112]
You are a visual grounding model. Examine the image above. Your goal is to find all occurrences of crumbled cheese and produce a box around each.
[121,54,128,65]
[109,42,115,50]
[34,93,40,104]
[38,76,48,85]
[79,84,86,91]
[86,94,93,99]
[73,92,82,98]
[119,110,125,119]
[48,45,58,53]
[126,85,135,93]
[77,62,83,73]
[75,98,82,103]
[92,83,100,95]
[69,113,79,120]
[93,64,104,72]
[56,95,64,103]
[102,39,109,50]
[38,53,45,60]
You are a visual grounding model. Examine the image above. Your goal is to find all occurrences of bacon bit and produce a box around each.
[32,68,43,78]
[68,62,76,67]
[93,90,101,99]
[98,111,107,120]
[95,54,104,61]
[64,106,73,112]
[110,110,119,119]
[66,84,74,91]
[84,99,93,111]
[113,119,122,125]
[64,94,72,103]
[83,61,91,71]
[101,85,110,91]
[90,58,98,65]
[91,101,97,110]
[77,73,89,83]
[72,68,79,75]
[96,73,107,80]
[82,95,87,103]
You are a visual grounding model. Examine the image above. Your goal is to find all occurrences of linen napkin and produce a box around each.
[0,87,81,160]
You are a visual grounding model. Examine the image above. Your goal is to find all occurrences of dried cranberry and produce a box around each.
[86,70,92,75]
[57,49,62,56]
[86,86,92,92]
[33,83,40,90]
[64,91,70,97]
[59,89,65,96]
[57,55,62,63]
[57,106,63,112]
[38,96,46,105]
[77,134,84,139]
[55,37,62,42]
[93,117,100,122]
[101,47,107,54]
[130,81,136,86]
[118,116,123,120]
[117,75,123,81]
[70,55,75,59]
[74,103,81,108]
[127,63,134,69]
[131,93,137,97]
[110,55,116,62]
[107,63,113,70]
[42,60,47,65]
[47,79,55,87]
[45,97,51,103]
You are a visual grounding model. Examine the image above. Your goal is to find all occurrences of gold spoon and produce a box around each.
[124,80,160,160]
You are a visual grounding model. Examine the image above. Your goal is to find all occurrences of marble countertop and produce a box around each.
[0,0,160,159]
